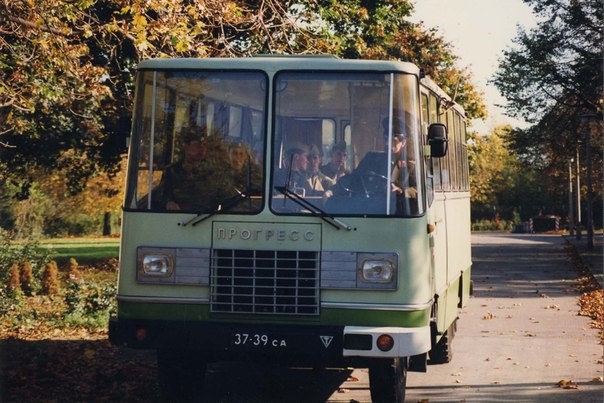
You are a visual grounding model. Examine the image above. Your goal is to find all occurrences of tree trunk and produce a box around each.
[102,212,111,236]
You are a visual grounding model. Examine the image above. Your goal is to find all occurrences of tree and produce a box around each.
[468,126,517,220]
[305,0,486,119]
[468,125,551,222]
[494,0,602,123]
[0,0,325,193]
[1,1,487,238]
[493,0,602,226]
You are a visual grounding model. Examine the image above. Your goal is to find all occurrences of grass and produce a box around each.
[39,237,119,265]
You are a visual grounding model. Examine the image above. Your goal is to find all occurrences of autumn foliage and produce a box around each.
[67,258,82,283]
[20,261,33,295]
[41,261,60,296]
[566,242,604,342]
[7,263,21,295]
[0,0,485,196]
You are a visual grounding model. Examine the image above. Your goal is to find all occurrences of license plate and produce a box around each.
[232,332,288,348]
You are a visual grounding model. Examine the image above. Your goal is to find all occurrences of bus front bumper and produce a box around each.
[109,318,431,363]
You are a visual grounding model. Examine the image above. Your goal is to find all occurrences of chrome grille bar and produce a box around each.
[210,249,319,315]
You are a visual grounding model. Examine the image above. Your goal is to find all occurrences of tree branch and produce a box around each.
[7,15,68,37]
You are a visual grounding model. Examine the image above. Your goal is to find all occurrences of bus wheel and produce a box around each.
[429,321,455,364]
[157,348,207,401]
[368,357,407,403]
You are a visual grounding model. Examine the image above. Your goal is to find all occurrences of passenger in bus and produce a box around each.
[274,142,313,197]
[228,142,262,193]
[307,145,335,196]
[161,130,231,211]
[320,142,350,182]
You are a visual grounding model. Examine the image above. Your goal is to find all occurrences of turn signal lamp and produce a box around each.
[135,327,147,342]
[376,334,394,352]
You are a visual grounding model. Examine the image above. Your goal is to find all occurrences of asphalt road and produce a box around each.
[201,233,603,402]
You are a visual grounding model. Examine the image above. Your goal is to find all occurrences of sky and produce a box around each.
[409,0,538,134]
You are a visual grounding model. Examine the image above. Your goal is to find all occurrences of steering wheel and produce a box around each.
[332,172,389,198]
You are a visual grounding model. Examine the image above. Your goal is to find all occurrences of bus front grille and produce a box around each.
[210,249,319,315]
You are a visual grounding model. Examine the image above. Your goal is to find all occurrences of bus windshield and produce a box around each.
[271,72,424,217]
[125,70,267,213]
[125,69,423,217]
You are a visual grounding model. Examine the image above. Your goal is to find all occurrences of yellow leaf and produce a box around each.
[132,14,148,29]
[175,40,188,52]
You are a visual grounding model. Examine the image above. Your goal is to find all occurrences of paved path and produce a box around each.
[403,233,603,402]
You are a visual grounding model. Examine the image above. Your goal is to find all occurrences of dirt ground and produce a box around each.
[0,335,160,402]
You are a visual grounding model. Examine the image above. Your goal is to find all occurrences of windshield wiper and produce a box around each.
[274,186,351,231]
[180,189,250,227]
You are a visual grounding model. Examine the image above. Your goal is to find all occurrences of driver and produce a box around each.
[160,129,231,210]
[385,123,416,198]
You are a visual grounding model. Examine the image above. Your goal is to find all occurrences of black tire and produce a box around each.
[368,357,407,403]
[429,321,455,364]
[157,348,207,402]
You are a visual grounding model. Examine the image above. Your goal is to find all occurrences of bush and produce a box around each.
[63,280,116,327]
[43,214,102,237]
[20,261,34,295]
[67,257,81,282]
[0,230,51,310]
[41,261,60,296]
[471,219,514,232]
[0,285,22,316]
[64,280,83,315]
[84,283,116,315]
[7,263,21,295]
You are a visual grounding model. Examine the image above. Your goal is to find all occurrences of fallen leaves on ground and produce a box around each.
[0,259,160,402]
[557,379,580,390]
[0,335,159,402]
[566,242,604,342]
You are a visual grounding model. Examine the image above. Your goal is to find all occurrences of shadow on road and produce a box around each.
[0,338,157,402]
[203,362,353,402]
[471,240,574,299]
[0,338,352,402]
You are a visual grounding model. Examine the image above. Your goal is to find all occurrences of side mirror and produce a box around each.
[428,123,448,158]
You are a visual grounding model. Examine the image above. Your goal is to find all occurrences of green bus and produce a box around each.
[109,55,472,402]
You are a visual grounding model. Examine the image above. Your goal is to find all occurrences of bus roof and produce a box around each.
[137,56,420,76]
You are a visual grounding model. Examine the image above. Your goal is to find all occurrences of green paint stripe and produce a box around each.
[118,302,430,328]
